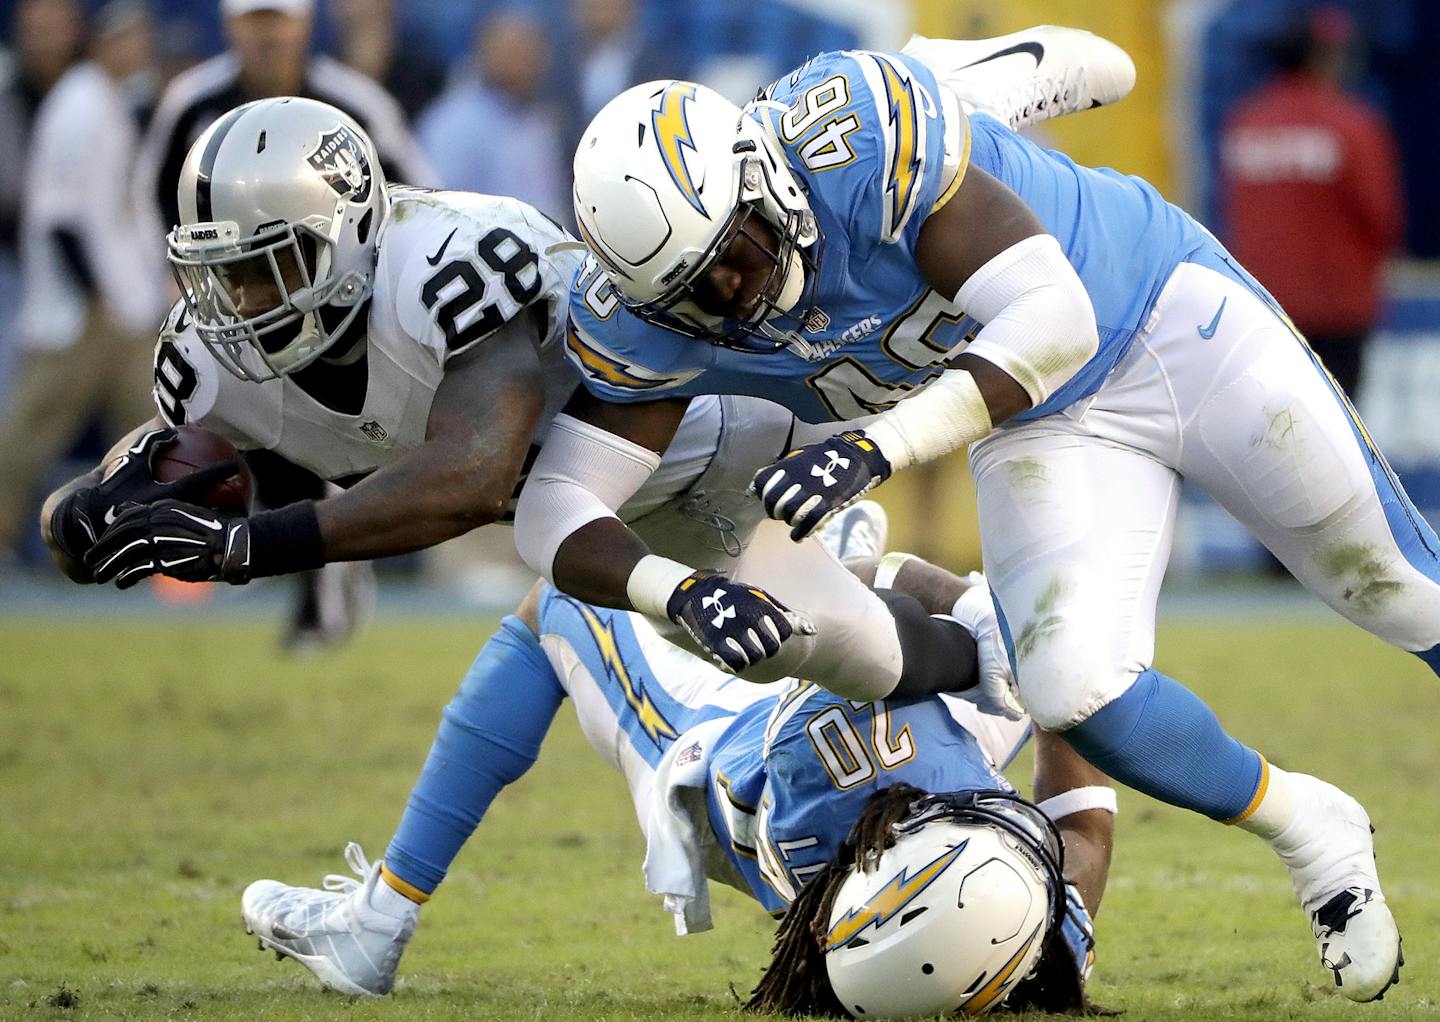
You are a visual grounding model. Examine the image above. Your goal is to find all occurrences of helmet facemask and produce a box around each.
[632,183,821,353]
[169,216,369,382]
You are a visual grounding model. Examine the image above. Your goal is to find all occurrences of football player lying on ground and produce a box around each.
[44,31,1143,733]
[521,27,1411,1000]
[241,508,1116,1017]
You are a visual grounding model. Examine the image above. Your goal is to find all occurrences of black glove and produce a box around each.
[85,499,252,589]
[49,428,240,570]
[750,431,892,541]
[665,570,811,673]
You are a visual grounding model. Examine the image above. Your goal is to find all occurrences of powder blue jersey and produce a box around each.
[704,683,1011,915]
[534,584,1020,917]
[566,48,1232,424]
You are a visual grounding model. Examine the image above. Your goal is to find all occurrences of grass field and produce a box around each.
[3,608,1440,1021]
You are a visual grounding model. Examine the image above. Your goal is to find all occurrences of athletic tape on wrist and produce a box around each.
[626,554,699,620]
[1037,785,1118,822]
[872,551,916,590]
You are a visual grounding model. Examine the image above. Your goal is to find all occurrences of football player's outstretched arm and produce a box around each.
[515,388,811,674]
[310,325,545,560]
[85,317,548,589]
[518,386,689,608]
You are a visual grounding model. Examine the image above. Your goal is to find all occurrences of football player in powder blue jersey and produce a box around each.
[243,515,1114,1015]
[514,26,1429,1000]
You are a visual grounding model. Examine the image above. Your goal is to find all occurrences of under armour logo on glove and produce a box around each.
[85,499,252,589]
[666,570,814,673]
[811,450,850,488]
[751,431,892,541]
[702,589,737,629]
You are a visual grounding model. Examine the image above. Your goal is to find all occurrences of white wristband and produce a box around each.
[626,554,698,620]
[872,551,916,590]
[862,368,991,471]
[1037,785,1118,822]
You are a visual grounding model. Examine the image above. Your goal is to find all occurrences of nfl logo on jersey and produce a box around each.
[359,420,388,443]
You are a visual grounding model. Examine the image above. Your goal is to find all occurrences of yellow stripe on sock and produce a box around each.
[1223,755,1270,826]
[380,864,431,904]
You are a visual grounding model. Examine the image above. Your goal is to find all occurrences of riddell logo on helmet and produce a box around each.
[306,125,373,204]
[659,260,690,287]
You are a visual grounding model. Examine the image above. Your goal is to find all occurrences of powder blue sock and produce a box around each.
[383,615,564,894]
[1065,668,1262,821]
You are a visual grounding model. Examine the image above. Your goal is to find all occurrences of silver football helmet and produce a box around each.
[824,790,1066,1019]
[168,97,388,381]
[572,79,819,350]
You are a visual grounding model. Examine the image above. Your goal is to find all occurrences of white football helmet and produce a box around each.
[824,790,1065,1019]
[572,79,819,349]
[168,97,388,381]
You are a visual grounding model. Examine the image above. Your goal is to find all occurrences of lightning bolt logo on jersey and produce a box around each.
[567,48,1230,424]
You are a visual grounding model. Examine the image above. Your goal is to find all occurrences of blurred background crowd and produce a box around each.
[0,0,1436,601]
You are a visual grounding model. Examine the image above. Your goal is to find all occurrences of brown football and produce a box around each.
[149,425,255,515]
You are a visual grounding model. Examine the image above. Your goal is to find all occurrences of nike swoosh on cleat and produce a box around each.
[1197,297,1227,339]
[426,228,458,266]
[959,41,1044,71]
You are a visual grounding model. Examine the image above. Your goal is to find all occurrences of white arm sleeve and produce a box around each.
[956,233,1098,407]
[513,413,663,583]
[863,234,1098,471]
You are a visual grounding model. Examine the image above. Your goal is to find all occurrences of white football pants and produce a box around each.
[971,261,1440,731]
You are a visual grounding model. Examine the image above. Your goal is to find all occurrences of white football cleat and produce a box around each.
[817,499,889,562]
[242,843,418,996]
[903,25,1137,131]
[1270,774,1402,1001]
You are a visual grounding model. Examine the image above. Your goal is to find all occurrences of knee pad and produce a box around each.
[1013,616,1139,731]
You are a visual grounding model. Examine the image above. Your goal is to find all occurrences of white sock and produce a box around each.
[370,871,423,920]
[1233,760,1299,842]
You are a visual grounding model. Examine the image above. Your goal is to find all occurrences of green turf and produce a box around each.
[1,614,1437,1021]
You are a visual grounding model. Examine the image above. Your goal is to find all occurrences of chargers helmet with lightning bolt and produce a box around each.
[571,79,820,349]
[823,789,1066,1019]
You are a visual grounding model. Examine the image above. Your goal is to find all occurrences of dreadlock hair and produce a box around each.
[746,783,928,1017]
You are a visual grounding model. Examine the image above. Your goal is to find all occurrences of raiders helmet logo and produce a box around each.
[306,125,372,203]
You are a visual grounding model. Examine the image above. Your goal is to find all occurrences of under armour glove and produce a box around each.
[949,575,1026,721]
[1005,882,1097,1014]
[85,499,253,588]
[49,428,240,571]
[665,570,812,673]
[750,431,892,541]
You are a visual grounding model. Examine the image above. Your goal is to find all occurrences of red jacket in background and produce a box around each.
[1221,72,1404,336]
